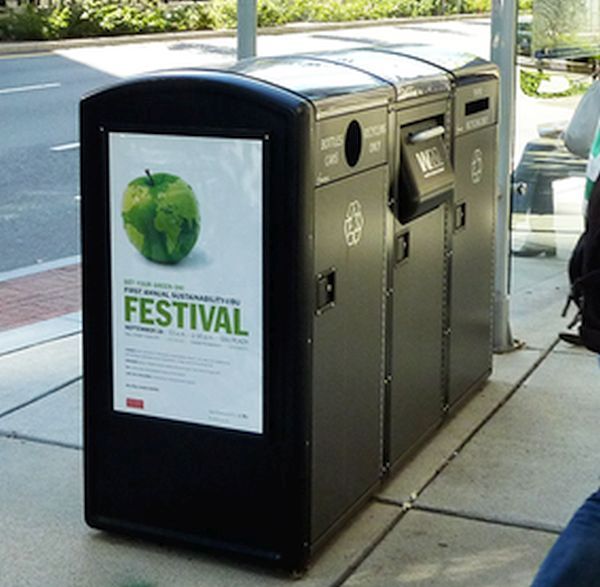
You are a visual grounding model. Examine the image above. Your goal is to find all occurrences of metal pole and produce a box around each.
[490,0,518,352]
[237,0,257,61]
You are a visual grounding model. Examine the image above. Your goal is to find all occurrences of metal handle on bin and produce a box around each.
[408,126,445,144]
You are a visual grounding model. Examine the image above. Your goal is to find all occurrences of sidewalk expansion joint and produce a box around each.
[329,506,408,587]
[0,375,82,420]
[0,330,81,360]
[409,503,563,536]
[0,431,81,451]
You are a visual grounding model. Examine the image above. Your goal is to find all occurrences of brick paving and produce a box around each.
[0,264,81,332]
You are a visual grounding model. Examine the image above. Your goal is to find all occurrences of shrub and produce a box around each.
[167,3,214,31]
[0,0,495,41]
[0,3,50,40]
[520,68,547,95]
[46,2,104,38]
[257,0,289,26]
[209,0,237,29]
[520,68,592,98]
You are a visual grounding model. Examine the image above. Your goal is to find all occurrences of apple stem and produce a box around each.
[145,169,155,186]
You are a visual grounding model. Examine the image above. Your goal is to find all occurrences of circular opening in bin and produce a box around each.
[345,120,362,167]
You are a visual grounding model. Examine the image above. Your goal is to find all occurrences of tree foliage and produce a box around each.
[532,0,589,56]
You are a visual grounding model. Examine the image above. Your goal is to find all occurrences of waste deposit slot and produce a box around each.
[386,46,499,408]
[81,59,392,572]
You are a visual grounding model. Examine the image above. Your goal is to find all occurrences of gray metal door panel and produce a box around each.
[311,166,387,542]
[389,206,446,464]
[449,126,496,405]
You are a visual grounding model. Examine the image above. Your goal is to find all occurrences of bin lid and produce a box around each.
[315,49,452,103]
[232,56,393,117]
[381,45,498,84]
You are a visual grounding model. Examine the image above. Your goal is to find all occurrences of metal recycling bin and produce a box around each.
[324,49,456,468]
[81,59,392,572]
[314,46,498,465]
[386,46,499,409]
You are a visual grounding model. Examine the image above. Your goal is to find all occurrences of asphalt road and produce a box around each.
[0,19,492,274]
[0,53,117,272]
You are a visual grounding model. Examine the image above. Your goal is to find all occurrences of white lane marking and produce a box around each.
[51,142,80,152]
[0,82,61,95]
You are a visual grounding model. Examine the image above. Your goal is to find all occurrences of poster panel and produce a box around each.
[109,132,263,434]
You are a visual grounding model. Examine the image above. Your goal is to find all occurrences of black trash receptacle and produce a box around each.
[81,60,392,572]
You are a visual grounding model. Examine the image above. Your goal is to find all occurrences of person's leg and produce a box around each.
[531,489,600,586]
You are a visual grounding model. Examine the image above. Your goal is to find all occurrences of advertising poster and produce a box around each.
[109,132,263,434]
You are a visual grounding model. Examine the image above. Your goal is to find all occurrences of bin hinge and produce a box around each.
[315,268,336,316]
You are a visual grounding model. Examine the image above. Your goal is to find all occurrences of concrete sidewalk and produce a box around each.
[0,252,597,586]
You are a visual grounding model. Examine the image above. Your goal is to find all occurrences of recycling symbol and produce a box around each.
[471,148,483,185]
[344,200,365,247]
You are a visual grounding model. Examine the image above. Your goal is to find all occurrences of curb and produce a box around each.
[0,13,490,56]
[0,312,81,358]
[0,260,82,356]
[0,256,80,284]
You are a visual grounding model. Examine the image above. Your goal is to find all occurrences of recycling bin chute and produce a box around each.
[81,60,392,572]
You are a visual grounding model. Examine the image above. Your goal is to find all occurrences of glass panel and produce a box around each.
[512,0,599,342]
[532,0,600,60]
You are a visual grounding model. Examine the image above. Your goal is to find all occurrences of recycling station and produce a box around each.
[80,48,498,572]
[388,46,499,411]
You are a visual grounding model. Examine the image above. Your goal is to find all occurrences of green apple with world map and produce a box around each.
[122,170,200,264]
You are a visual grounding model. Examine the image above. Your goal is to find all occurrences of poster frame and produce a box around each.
[100,123,271,437]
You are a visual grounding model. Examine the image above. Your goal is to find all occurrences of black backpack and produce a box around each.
[564,175,600,352]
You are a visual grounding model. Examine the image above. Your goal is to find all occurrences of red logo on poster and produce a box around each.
[126,398,144,409]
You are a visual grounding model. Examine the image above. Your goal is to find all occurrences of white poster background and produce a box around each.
[109,132,263,434]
